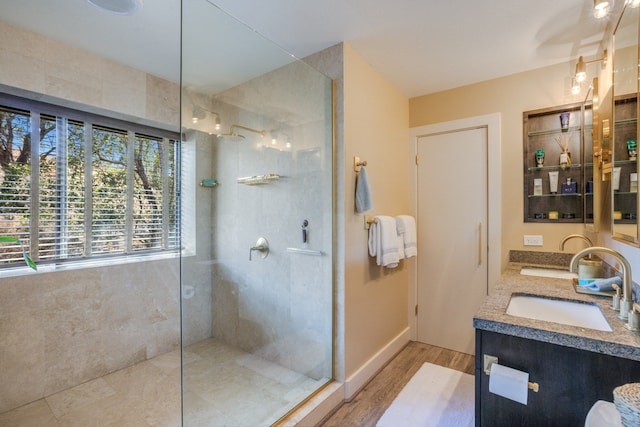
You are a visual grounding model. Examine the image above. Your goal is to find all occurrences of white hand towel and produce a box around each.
[395,215,417,258]
[368,216,401,268]
[355,166,373,213]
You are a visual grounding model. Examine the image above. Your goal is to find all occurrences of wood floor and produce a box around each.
[319,341,475,427]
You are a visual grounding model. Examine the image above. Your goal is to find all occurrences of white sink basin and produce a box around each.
[520,267,578,280]
[506,294,612,332]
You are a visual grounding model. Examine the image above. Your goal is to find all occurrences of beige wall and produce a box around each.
[342,44,411,378]
[410,62,599,270]
[306,43,411,391]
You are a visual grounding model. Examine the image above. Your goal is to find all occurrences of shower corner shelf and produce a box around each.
[237,174,281,185]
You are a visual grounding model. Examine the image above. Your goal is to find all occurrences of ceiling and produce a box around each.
[0,0,619,98]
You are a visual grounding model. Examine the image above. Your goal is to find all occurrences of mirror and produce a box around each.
[612,4,639,244]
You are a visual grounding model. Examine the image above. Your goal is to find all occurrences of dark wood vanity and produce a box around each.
[474,263,640,426]
[475,329,640,426]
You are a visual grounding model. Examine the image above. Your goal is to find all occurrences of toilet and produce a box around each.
[585,401,622,427]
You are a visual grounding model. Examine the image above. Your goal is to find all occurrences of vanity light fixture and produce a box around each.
[571,50,607,93]
[191,106,205,124]
[594,0,610,18]
[191,106,221,131]
[86,0,143,15]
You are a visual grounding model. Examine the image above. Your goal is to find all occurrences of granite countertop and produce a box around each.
[473,262,640,361]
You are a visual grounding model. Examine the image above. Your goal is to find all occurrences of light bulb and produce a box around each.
[594,0,609,18]
[571,78,581,95]
[191,117,198,124]
[575,56,587,83]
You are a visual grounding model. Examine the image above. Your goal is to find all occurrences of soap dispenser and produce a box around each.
[559,234,604,279]
[578,257,605,279]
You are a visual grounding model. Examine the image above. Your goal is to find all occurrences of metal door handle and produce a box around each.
[478,222,482,267]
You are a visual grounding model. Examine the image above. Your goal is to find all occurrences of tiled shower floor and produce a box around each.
[0,338,327,426]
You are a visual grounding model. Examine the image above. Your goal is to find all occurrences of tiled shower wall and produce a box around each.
[0,21,182,413]
[201,60,333,380]
[0,260,180,413]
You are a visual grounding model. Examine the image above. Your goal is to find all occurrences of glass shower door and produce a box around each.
[180,1,334,425]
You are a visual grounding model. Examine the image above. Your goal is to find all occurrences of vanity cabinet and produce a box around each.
[523,103,592,223]
[475,330,640,426]
[613,95,638,224]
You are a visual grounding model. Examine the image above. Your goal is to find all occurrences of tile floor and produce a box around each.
[0,338,328,427]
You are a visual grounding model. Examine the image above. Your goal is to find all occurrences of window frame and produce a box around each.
[0,92,180,272]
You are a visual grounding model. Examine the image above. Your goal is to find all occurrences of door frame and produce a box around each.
[407,113,502,341]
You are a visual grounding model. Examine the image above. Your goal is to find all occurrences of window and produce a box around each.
[0,93,180,269]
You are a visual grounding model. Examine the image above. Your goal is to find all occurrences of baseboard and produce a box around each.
[344,327,410,400]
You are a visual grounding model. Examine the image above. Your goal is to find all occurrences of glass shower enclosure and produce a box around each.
[180,1,334,425]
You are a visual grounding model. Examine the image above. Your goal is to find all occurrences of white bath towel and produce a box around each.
[368,216,401,268]
[395,215,417,258]
[355,166,373,213]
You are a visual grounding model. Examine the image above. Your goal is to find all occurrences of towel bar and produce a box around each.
[364,216,377,230]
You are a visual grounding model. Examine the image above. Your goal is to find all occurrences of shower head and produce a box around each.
[215,132,246,142]
[215,124,266,142]
[230,125,266,138]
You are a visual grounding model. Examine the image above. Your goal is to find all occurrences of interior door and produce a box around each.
[416,126,488,355]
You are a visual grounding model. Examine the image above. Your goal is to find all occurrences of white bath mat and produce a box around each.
[376,362,474,427]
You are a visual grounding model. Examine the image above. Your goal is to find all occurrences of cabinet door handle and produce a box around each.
[478,222,482,267]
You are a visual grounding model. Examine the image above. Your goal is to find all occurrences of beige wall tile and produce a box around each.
[0,399,59,427]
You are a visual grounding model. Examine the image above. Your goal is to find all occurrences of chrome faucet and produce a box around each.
[570,247,633,320]
[559,234,593,251]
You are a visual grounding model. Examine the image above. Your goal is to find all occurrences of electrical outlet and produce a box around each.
[523,235,543,246]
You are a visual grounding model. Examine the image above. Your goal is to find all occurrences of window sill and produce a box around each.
[0,250,181,279]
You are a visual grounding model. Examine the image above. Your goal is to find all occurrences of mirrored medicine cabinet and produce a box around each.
[611,3,639,245]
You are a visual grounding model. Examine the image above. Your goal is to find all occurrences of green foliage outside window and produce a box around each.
[0,97,179,269]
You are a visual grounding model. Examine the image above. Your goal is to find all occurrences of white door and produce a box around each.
[416,127,488,355]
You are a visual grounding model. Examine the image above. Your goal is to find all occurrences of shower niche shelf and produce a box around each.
[237,174,280,185]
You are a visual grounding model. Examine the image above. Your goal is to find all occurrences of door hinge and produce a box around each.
[415,154,419,165]
[415,304,418,316]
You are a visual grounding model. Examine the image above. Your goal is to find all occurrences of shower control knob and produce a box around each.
[302,220,309,244]
[249,237,269,260]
